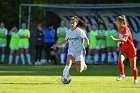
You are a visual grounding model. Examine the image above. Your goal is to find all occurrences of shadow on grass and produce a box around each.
[0,65,139,76]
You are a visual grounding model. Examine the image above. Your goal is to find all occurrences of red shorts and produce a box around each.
[120,46,136,59]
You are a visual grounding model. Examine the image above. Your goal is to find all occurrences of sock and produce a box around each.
[113,52,118,63]
[86,55,91,64]
[118,62,124,75]
[94,54,99,64]
[63,65,70,76]
[21,54,25,65]
[9,55,13,64]
[108,52,112,63]
[15,55,19,64]
[60,53,65,64]
[133,68,138,80]
[1,54,5,62]
[101,53,106,62]
[26,54,32,65]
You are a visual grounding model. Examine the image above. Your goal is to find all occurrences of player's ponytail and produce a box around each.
[122,15,127,27]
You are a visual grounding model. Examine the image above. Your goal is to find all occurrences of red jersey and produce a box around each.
[118,26,136,59]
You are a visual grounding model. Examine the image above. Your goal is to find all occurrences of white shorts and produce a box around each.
[58,44,66,48]
[95,45,106,49]
[0,44,6,47]
[67,51,85,62]
[19,46,29,49]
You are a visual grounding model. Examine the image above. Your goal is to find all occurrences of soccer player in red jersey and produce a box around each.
[110,15,138,84]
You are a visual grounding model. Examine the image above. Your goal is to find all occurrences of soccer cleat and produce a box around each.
[134,80,138,85]
[116,74,125,81]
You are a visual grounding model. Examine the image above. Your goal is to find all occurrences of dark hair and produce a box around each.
[70,16,87,28]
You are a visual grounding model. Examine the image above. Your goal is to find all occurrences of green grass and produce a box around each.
[0,65,140,93]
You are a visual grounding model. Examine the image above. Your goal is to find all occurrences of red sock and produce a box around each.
[118,62,124,75]
[133,68,138,80]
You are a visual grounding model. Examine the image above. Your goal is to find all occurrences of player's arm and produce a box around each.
[0,34,7,38]
[57,33,66,37]
[84,35,89,46]
[110,34,128,42]
[19,31,30,38]
[19,34,30,38]
[51,40,68,48]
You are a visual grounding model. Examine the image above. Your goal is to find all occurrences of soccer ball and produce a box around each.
[61,74,72,84]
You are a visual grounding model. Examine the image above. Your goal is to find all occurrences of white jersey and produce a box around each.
[65,27,86,55]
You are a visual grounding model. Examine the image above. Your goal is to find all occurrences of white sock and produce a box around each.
[9,55,13,64]
[15,55,19,64]
[113,52,118,63]
[108,52,112,63]
[21,54,25,65]
[1,54,5,63]
[94,54,99,64]
[101,53,106,62]
[86,55,91,64]
[26,54,32,65]
[63,65,70,76]
[60,53,65,64]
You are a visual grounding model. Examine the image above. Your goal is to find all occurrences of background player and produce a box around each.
[86,24,98,64]
[18,23,32,65]
[57,21,68,64]
[9,27,19,64]
[106,23,118,64]
[0,22,8,64]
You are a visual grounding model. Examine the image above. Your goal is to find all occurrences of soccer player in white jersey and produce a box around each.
[51,16,89,77]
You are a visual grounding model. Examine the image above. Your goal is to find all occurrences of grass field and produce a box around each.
[0,65,140,93]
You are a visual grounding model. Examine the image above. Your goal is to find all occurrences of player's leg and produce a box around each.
[20,47,25,65]
[129,57,138,84]
[116,52,127,81]
[15,49,19,65]
[60,44,66,65]
[76,60,87,73]
[101,46,106,64]
[25,47,32,65]
[62,54,74,76]
[9,49,15,64]
[94,46,100,65]
[35,45,39,63]
[50,51,60,64]
[1,46,6,63]
[86,48,92,64]
[76,51,87,73]
[107,47,112,64]
[112,47,118,64]
[38,45,43,62]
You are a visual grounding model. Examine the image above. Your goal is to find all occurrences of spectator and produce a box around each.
[0,22,8,64]
[18,23,32,65]
[106,23,118,64]
[8,27,19,64]
[34,23,44,64]
[50,48,60,64]
[86,24,98,64]
[44,24,55,64]
[57,21,68,64]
